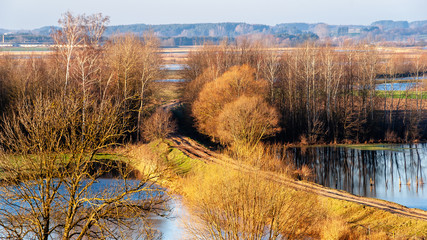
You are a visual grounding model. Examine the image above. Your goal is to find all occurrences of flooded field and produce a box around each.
[287,143,427,210]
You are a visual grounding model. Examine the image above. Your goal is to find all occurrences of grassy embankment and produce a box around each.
[122,139,427,239]
[3,138,426,238]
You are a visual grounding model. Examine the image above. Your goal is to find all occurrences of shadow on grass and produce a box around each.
[171,103,222,151]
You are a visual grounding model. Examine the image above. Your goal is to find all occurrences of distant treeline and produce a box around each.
[2,20,427,46]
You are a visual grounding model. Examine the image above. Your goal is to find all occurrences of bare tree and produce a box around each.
[142,108,176,142]
[105,33,142,101]
[261,48,281,103]
[105,33,163,141]
[0,15,169,237]
[52,12,86,92]
[0,91,169,240]
[136,33,163,141]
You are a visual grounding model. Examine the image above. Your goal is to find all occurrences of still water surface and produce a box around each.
[287,143,427,210]
[376,82,417,91]
[162,64,186,71]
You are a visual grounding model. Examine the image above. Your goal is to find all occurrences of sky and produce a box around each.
[0,0,426,30]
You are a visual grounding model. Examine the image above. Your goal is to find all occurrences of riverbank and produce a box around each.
[122,138,427,239]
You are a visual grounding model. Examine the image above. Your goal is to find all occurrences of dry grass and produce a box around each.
[180,164,324,239]
[224,142,294,175]
[321,197,427,239]
[152,82,185,103]
[122,140,427,239]
[119,140,202,191]
[321,217,353,240]
[115,143,165,178]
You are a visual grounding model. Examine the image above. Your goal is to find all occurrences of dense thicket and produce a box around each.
[0,36,162,143]
[0,12,168,239]
[185,41,427,143]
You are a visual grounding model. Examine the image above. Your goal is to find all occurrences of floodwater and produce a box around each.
[162,64,186,71]
[0,179,190,239]
[287,143,427,210]
[151,196,190,239]
[376,82,417,91]
[75,181,190,239]
[155,79,187,83]
[375,76,426,91]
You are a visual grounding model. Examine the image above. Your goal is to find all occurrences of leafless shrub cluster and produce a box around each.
[142,108,176,142]
[0,12,169,239]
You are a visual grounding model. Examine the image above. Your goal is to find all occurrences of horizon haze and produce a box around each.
[1,0,426,30]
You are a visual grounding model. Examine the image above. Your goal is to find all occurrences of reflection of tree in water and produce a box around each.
[287,144,426,199]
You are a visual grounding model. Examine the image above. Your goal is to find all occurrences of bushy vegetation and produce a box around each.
[184,41,427,144]
[0,12,170,239]
[182,165,323,239]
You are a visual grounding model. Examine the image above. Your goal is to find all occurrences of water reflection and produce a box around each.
[161,64,186,71]
[152,196,189,239]
[376,82,417,91]
[155,79,187,83]
[287,143,427,210]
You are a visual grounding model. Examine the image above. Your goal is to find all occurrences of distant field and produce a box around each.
[161,46,196,63]
[1,45,426,63]
[0,47,51,52]
[0,47,53,57]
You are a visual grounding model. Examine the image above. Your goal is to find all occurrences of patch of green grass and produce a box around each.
[0,152,127,180]
[319,143,409,151]
[343,144,403,151]
[93,153,126,161]
[153,82,185,103]
[148,139,199,175]
[376,90,427,99]
[166,148,198,175]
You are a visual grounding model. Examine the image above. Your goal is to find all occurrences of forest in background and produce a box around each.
[2,19,427,46]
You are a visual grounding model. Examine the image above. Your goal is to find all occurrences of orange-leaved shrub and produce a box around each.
[192,65,268,141]
[217,95,279,146]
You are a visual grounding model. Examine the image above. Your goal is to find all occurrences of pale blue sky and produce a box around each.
[0,0,426,29]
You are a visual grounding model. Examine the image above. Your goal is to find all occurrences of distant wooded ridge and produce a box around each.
[1,20,427,46]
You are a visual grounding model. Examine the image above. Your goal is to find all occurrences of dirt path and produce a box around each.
[169,135,427,221]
